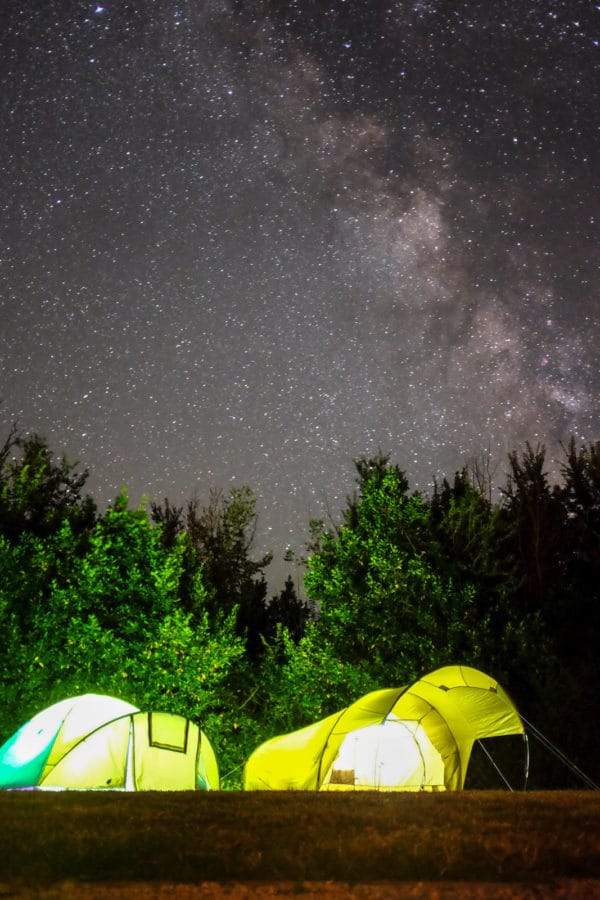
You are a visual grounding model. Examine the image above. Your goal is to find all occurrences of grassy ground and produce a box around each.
[0,791,598,896]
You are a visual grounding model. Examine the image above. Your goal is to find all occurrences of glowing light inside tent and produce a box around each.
[0,699,78,787]
[3,699,74,767]
[1,695,220,791]
[243,666,525,792]
[322,718,445,791]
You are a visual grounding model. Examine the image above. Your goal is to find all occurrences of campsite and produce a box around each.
[2,0,600,888]
[0,673,598,895]
[2,437,600,795]
[1,437,600,894]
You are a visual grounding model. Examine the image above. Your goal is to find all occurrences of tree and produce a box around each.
[551,439,600,780]
[430,468,517,623]
[53,489,186,637]
[500,443,564,611]
[303,455,483,686]
[560,437,600,555]
[0,490,248,762]
[267,575,310,643]
[153,486,273,656]
[150,496,184,549]
[0,427,96,541]
[256,622,376,735]
[550,438,600,659]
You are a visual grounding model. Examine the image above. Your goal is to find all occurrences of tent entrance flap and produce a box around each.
[321,719,445,791]
[132,713,200,791]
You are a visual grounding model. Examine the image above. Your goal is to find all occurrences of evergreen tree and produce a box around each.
[554,440,600,669]
[430,468,519,645]
[553,439,600,781]
[500,443,564,611]
[267,574,310,643]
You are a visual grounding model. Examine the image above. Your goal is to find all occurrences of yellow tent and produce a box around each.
[0,694,219,791]
[244,665,524,791]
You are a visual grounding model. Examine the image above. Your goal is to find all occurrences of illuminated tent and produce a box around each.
[244,666,524,791]
[0,694,219,791]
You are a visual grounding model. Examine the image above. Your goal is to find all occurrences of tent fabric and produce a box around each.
[0,694,138,789]
[244,665,524,792]
[320,717,445,791]
[0,695,219,791]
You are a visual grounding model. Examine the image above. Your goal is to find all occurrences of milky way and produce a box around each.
[2,1,599,588]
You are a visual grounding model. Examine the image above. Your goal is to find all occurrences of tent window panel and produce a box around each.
[147,712,189,753]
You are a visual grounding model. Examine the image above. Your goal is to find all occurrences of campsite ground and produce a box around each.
[0,791,598,897]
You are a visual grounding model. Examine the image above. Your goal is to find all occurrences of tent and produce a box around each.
[244,665,524,791]
[0,694,219,791]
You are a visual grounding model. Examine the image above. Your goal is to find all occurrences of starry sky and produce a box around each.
[2,1,599,590]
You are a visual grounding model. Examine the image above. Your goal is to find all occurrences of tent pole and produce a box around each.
[521,715,599,790]
[476,740,514,791]
[522,732,530,791]
[125,717,135,791]
[521,716,600,791]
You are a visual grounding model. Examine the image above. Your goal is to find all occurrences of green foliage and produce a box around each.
[257,623,376,733]
[115,610,245,720]
[63,490,181,635]
[2,426,600,787]
[431,469,505,587]
[0,489,245,750]
[153,486,273,656]
[0,428,96,540]
[304,461,482,685]
[301,451,564,768]
[267,575,310,643]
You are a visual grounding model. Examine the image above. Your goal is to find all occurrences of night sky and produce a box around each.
[2,1,599,588]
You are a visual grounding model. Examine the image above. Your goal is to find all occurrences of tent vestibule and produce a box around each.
[244,665,524,792]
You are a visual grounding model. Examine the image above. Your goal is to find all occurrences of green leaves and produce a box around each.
[303,456,548,690]
[0,489,243,747]
[258,624,375,731]
[2,428,600,787]
[0,430,96,541]
[304,461,457,684]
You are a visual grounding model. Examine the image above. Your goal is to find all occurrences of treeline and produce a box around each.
[0,426,598,788]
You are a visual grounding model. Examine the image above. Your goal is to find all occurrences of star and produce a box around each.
[1,0,598,589]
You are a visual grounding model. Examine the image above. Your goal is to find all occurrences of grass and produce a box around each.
[0,790,598,890]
